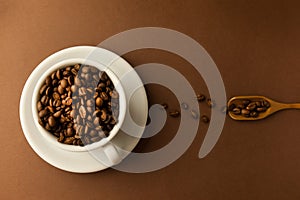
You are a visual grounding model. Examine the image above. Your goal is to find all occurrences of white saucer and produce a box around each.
[19,46,148,173]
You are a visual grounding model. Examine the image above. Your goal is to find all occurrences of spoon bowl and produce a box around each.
[228,95,300,121]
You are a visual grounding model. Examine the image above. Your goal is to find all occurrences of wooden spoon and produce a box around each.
[227,95,300,121]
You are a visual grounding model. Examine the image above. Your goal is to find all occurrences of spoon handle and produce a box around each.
[281,103,300,109]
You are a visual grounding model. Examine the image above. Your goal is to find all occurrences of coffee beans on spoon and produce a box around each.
[37,64,119,146]
[228,99,270,118]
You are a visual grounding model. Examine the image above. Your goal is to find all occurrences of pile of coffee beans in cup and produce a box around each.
[228,99,270,118]
[37,64,119,146]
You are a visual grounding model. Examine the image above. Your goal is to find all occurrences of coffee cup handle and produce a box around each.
[103,142,120,165]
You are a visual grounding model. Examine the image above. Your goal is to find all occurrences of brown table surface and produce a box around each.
[1,0,300,199]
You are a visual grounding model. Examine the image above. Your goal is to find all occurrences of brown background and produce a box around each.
[1,0,300,199]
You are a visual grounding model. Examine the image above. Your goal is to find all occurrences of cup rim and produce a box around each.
[32,58,126,152]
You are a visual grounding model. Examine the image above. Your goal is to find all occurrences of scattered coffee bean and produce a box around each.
[197,94,206,102]
[201,115,210,123]
[181,102,189,110]
[169,110,180,118]
[206,98,215,108]
[221,106,227,113]
[191,110,199,119]
[36,64,119,146]
[161,103,168,110]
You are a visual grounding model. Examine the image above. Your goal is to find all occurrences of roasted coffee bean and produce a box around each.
[64,137,75,145]
[86,100,93,107]
[106,80,111,86]
[81,66,89,73]
[197,94,206,102]
[45,123,51,131]
[221,106,227,113]
[63,70,70,77]
[85,73,92,82]
[232,108,241,115]
[250,111,258,118]
[262,100,270,108]
[110,90,119,99]
[39,84,47,95]
[58,132,64,142]
[236,103,245,109]
[90,130,97,137]
[86,121,93,128]
[79,87,86,96]
[93,117,100,126]
[68,76,74,85]
[86,87,94,94]
[56,70,61,79]
[93,110,101,117]
[110,118,117,125]
[241,109,250,116]
[191,110,199,119]
[41,95,48,105]
[100,111,107,121]
[45,87,51,95]
[100,72,108,81]
[45,76,52,86]
[201,115,210,123]
[49,99,54,107]
[100,92,109,101]
[181,102,189,110]
[37,101,43,111]
[79,106,87,119]
[74,64,80,70]
[47,106,54,113]
[87,106,93,114]
[242,100,250,106]
[246,102,256,111]
[206,98,215,108]
[38,118,44,125]
[104,115,111,124]
[60,79,68,88]
[169,110,180,118]
[69,110,74,118]
[98,131,106,138]
[96,97,103,107]
[91,74,98,81]
[52,79,58,86]
[65,97,72,106]
[74,77,81,86]
[66,127,73,137]
[38,109,48,118]
[84,125,89,134]
[256,107,267,112]
[255,101,261,107]
[71,85,77,93]
[98,82,106,88]
[58,85,64,94]
[228,103,236,111]
[48,116,56,127]
[161,103,168,110]
[51,72,56,80]
[52,92,60,100]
